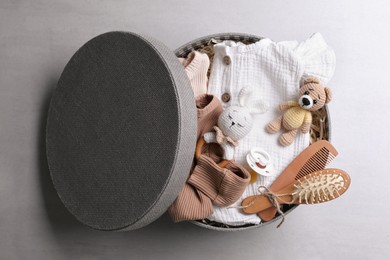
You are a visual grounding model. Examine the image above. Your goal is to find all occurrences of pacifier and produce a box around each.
[245,148,274,183]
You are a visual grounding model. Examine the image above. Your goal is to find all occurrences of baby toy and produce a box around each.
[266,77,332,146]
[203,88,268,160]
[245,147,275,183]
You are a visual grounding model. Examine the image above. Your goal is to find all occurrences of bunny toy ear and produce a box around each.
[238,87,268,114]
[238,87,250,107]
[249,100,268,114]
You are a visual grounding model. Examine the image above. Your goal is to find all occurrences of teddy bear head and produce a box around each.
[298,77,332,111]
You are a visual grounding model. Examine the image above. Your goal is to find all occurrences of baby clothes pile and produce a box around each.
[170,33,336,226]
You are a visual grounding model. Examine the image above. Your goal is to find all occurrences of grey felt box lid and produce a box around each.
[46,31,197,231]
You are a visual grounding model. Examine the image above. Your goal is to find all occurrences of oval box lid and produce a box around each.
[46,32,197,231]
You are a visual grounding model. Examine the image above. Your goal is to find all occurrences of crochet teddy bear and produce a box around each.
[266,77,332,146]
[204,88,268,160]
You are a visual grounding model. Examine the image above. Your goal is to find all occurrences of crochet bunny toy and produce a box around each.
[266,77,332,146]
[204,88,268,160]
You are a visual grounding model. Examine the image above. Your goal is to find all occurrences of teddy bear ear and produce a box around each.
[325,87,333,103]
[304,76,321,85]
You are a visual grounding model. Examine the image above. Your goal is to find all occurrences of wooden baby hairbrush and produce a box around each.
[257,140,338,221]
[241,168,351,214]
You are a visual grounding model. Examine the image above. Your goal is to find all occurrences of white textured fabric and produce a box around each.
[206,33,336,226]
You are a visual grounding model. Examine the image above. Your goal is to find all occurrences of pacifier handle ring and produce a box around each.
[195,137,229,168]
[250,148,270,165]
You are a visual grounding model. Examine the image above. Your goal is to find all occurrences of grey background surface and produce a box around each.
[0,0,388,259]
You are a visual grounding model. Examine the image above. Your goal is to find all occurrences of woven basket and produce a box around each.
[175,33,331,231]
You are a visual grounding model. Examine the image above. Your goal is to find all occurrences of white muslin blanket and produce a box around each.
[206,33,336,225]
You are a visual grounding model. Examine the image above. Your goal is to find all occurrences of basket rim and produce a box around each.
[174,32,263,57]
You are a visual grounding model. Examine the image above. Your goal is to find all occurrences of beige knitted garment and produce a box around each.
[168,94,250,222]
[178,51,210,97]
[196,94,222,138]
[169,154,250,222]
[187,155,249,208]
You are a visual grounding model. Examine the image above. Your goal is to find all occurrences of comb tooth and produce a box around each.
[326,154,336,165]
[296,172,304,180]
[295,147,336,180]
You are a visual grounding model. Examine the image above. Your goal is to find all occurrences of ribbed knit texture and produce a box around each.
[169,154,249,222]
[179,51,210,97]
[188,155,250,207]
[168,181,213,223]
[168,93,252,222]
[196,94,223,138]
[168,94,223,222]
[207,33,336,226]
[282,106,308,130]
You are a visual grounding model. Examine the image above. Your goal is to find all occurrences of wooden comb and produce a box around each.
[241,168,350,214]
[254,140,338,221]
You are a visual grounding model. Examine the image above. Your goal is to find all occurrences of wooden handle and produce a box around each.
[241,195,274,214]
[195,137,205,161]
[195,137,229,168]
[257,206,278,221]
[241,180,297,217]
[241,194,294,214]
